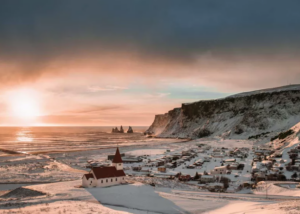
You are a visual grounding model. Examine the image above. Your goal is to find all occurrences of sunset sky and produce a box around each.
[1,1,300,126]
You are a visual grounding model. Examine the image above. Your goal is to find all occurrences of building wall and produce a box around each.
[82,177,96,188]
[201,178,214,182]
[83,176,125,188]
[112,162,123,170]
[210,168,227,175]
[96,176,125,187]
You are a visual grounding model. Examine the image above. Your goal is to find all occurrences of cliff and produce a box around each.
[145,85,300,139]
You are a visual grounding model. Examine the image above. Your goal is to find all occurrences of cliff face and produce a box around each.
[146,85,300,139]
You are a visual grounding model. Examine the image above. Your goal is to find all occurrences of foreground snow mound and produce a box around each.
[0,187,46,199]
[146,84,300,140]
[255,182,300,197]
[87,182,186,214]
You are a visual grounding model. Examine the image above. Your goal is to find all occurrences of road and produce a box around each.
[169,189,300,200]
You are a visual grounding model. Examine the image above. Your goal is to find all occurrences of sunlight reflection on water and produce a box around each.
[16,129,33,142]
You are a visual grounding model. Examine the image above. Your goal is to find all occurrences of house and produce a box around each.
[179,174,191,181]
[203,157,211,162]
[254,172,266,182]
[82,147,126,188]
[242,181,254,188]
[207,183,224,191]
[152,159,165,167]
[224,159,236,163]
[122,156,143,163]
[210,166,227,175]
[139,167,151,175]
[165,163,174,168]
[226,186,236,193]
[182,150,191,156]
[228,163,239,170]
[200,175,215,183]
[158,166,166,173]
[291,164,300,171]
[211,152,225,158]
[261,160,272,167]
[252,162,263,173]
[145,163,155,167]
[194,159,204,166]
[213,148,222,152]
[131,164,142,171]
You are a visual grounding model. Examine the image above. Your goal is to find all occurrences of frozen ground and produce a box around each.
[1,137,300,213]
[1,180,299,214]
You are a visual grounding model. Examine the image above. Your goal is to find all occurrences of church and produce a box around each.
[82,147,126,188]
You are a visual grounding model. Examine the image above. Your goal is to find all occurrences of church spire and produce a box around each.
[112,147,123,163]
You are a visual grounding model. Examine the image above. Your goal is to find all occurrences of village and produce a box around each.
[81,131,300,194]
[2,136,300,213]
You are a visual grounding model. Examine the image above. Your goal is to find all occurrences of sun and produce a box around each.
[8,88,41,120]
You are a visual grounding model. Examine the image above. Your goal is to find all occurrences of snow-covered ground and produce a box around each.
[2,136,300,213]
[1,180,300,214]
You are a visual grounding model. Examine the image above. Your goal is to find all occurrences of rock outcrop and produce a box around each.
[120,125,124,133]
[127,126,133,133]
[145,85,300,139]
[112,126,125,133]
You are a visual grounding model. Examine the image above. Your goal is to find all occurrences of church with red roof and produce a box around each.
[82,147,126,188]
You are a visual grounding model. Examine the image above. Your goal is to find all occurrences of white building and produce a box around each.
[210,166,227,175]
[82,147,126,188]
[211,152,225,158]
[200,175,215,183]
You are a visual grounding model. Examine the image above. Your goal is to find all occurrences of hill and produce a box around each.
[145,85,300,140]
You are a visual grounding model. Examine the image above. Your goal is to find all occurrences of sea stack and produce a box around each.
[127,126,133,133]
[119,125,124,133]
[112,127,120,133]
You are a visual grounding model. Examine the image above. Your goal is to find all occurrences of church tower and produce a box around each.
[112,147,123,170]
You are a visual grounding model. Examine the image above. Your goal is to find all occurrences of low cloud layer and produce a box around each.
[0,0,300,91]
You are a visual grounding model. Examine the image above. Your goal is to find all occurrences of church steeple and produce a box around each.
[112,147,123,163]
[112,147,123,170]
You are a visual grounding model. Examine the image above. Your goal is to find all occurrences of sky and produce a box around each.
[0,0,300,126]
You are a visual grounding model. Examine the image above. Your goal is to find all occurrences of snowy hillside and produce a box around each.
[146,85,300,139]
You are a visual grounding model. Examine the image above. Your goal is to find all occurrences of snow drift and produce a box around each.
[146,85,300,139]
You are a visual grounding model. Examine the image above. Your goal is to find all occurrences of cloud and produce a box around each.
[87,85,128,92]
[65,105,124,114]
[144,93,171,98]
[0,0,300,92]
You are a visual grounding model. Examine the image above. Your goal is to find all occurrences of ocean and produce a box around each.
[0,126,150,154]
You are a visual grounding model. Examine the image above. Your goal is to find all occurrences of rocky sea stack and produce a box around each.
[112,126,124,133]
[127,126,133,133]
[112,125,131,133]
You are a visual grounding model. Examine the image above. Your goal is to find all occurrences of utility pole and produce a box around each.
[265,175,268,199]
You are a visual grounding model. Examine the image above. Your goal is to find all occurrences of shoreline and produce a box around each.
[1,138,191,156]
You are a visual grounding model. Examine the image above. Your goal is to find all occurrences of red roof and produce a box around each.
[92,166,125,179]
[112,147,123,163]
[83,174,94,180]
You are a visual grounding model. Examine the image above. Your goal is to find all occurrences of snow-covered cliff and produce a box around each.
[146,85,300,139]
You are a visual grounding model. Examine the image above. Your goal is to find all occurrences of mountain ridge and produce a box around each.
[146,85,300,140]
